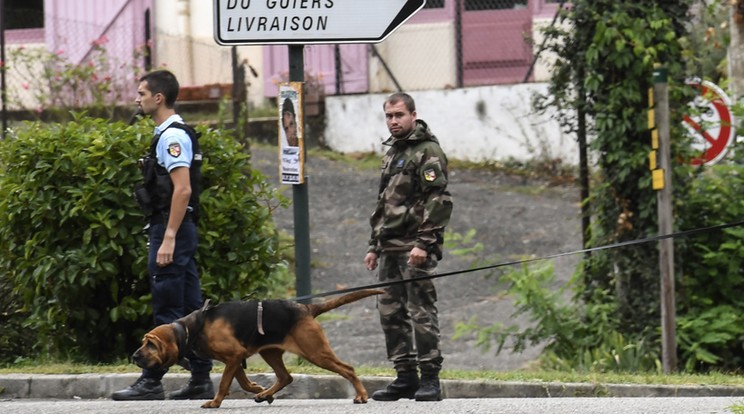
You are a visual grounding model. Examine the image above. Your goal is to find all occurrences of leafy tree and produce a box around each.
[536,0,695,338]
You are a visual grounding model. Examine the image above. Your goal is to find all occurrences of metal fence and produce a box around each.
[363,0,565,92]
[0,0,728,115]
[3,4,147,115]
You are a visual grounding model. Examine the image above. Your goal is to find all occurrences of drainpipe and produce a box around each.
[177,0,194,85]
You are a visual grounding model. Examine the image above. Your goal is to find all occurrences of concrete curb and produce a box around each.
[1,373,744,401]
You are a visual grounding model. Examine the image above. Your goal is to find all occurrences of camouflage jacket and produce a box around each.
[368,119,453,260]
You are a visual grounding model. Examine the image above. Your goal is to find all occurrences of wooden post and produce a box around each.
[651,66,677,373]
[730,5,744,104]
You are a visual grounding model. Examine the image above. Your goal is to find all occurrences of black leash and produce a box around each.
[292,220,744,303]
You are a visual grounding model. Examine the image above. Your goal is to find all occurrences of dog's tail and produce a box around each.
[307,289,384,318]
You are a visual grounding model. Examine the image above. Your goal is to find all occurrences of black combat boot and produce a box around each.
[371,370,420,401]
[414,369,442,401]
[168,375,215,400]
[111,377,164,401]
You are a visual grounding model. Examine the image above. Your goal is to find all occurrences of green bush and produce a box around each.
[675,161,744,371]
[457,160,744,373]
[454,260,661,373]
[0,115,288,362]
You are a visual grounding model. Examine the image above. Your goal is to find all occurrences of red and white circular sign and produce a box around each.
[683,80,736,166]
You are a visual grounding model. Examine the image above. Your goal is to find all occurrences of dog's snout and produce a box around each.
[132,349,145,367]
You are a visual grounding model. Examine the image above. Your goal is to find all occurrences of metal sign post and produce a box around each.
[287,45,312,302]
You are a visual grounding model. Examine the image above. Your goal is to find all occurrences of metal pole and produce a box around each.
[289,44,312,303]
[334,45,342,94]
[654,66,677,373]
[455,0,463,88]
[577,80,590,255]
[1,0,6,139]
[231,46,240,136]
[144,8,152,71]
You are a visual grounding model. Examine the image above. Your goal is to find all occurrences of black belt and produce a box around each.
[149,211,193,225]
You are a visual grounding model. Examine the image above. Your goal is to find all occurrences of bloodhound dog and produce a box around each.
[131,289,383,408]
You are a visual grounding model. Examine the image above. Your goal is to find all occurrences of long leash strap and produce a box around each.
[291,220,744,303]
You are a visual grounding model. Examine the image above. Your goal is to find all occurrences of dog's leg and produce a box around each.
[291,320,369,403]
[234,367,268,400]
[201,360,240,409]
[254,348,292,403]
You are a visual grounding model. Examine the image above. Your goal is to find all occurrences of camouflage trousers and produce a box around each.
[376,251,443,373]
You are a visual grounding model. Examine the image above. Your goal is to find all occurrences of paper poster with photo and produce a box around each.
[278,82,304,185]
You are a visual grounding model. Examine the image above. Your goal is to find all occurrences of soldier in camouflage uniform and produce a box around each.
[364,92,453,402]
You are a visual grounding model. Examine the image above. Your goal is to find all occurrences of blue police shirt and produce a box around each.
[154,114,193,173]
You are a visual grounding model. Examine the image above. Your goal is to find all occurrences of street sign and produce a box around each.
[213,0,426,45]
[683,79,736,166]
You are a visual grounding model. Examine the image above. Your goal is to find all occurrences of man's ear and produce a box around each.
[154,92,164,105]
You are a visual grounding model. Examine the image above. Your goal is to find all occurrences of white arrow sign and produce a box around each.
[213,0,426,45]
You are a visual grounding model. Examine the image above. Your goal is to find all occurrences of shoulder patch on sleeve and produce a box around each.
[420,161,447,188]
[424,168,437,182]
[167,142,182,158]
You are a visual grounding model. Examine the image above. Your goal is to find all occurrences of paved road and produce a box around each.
[1,397,742,414]
[2,372,744,413]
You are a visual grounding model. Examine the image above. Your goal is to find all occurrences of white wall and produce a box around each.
[323,83,577,165]
[153,0,266,104]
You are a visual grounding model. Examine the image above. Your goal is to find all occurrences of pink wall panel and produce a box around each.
[45,0,151,65]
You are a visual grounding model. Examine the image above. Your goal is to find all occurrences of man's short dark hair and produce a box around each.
[140,70,180,108]
[384,92,416,113]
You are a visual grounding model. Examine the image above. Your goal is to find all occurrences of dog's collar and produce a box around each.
[172,321,189,358]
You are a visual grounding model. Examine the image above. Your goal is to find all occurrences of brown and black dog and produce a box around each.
[131,289,383,408]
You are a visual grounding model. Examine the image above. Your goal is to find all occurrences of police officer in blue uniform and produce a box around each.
[112,70,213,401]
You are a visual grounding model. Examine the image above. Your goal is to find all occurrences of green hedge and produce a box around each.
[0,115,288,362]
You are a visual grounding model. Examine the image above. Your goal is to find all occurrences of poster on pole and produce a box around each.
[278,82,304,184]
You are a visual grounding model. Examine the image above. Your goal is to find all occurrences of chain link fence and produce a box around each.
[364,0,564,92]
[0,0,730,115]
[4,6,147,116]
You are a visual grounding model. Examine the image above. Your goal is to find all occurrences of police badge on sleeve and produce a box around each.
[424,168,437,182]
[168,143,181,157]
[421,162,446,187]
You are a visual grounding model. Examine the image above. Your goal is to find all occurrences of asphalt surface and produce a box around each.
[250,144,581,372]
[1,372,743,401]
[2,397,744,414]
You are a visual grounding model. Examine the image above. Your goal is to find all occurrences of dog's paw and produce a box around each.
[254,394,274,404]
[200,400,222,409]
[353,396,368,404]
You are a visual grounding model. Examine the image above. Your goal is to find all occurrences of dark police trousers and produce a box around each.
[143,217,212,380]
